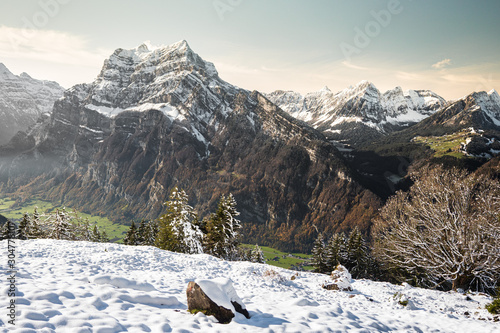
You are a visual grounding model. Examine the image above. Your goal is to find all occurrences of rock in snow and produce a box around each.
[0,239,498,332]
[323,264,353,291]
[187,278,249,323]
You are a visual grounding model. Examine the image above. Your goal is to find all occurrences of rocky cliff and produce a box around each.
[0,63,64,145]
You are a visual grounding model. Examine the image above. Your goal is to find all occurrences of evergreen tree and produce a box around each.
[311,233,328,273]
[142,220,159,246]
[204,194,241,259]
[155,187,203,254]
[123,221,138,245]
[30,208,44,239]
[99,229,110,243]
[47,209,72,240]
[0,220,16,240]
[136,220,148,245]
[90,225,102,242]
[75,219,92,241]
[17,213,30,240]
[251,244,266,263]
[324,232,345,272]
[345,227,369,278]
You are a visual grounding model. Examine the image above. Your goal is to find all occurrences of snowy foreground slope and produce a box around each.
[1,240,498,333]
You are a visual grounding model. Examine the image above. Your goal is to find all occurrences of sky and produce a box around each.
[0,0,499,100]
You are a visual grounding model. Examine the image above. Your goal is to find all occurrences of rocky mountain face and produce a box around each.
[0,41,380,252]
[0,63,64,145]
[266,81,446,146]
[408,89,500,135]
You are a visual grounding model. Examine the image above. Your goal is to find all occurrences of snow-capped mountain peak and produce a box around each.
[0,63,17,81]
[319,86,331,93]
[87,40,222,111]
[266,81,447,145]
[0,63,65,144]
[469,90,500,126]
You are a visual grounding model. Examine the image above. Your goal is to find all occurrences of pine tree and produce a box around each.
[47,209,72,240]
[99,229,110,243]
[75,219,92,241]
[345,227,369,278]
[251,244,266,263]
[123,221,138,245]
[30,207,44,239]
[0,220,16,240]
[90,225,102,242]
[204,194,241,259]
[311,233,328,273]
[141,220,159,246]
[17,213,30,240]
[324,232,345,272]
[155,187,203,254]
[136,220,148,245]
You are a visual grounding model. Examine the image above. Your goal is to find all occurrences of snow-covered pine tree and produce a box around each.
[74,218,92,241]
[30,207,44,239]
[142,220,159,246]
[46,209,72,240]
[251,244,266,263]
[123,221,138,245]
[311,233,328,273]
[155,187,203,254]
[0,220,16,240]
[204,194,241,260]
[90,225,102,243]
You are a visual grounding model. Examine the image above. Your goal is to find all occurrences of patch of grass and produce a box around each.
[412,130,475,159]
[0,196,128,242]
[241,244,312,270]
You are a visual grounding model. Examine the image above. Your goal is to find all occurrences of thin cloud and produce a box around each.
[341,61,369,71]
[432,58,452,69]
[0,25,110,69]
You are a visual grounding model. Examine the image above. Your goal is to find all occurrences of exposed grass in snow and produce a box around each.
[0,196,128,242]
[241,244,313,270]
[0,239,498,332]
[412,130,474,159]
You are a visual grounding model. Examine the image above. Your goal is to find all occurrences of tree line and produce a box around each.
[0,208,109,242]
[310,165,500,294]
[123,187,265,263]
[0,186,265,264]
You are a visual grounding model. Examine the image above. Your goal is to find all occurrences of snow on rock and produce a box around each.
[1,239,498,332]
[194,277,246,314]
[0,63,65,145]
[266,81,447,138]
[475,89,500,126]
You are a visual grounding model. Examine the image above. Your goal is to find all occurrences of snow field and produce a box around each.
[0,239,498,333]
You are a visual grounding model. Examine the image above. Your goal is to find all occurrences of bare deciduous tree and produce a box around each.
[373,165,500,291]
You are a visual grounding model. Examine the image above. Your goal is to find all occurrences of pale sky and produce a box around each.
[0,0,499,100]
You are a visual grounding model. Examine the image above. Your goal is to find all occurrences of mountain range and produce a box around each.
[0,64,64,145]
[0,40,499,251]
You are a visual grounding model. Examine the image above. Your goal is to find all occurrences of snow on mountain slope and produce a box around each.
[266,81,446,145]
[0,63,64,145]
[475,89,500,126]
[83,40,236,123]
[1,239,497,332]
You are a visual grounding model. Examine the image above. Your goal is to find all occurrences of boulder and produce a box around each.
[186,278,249,324]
